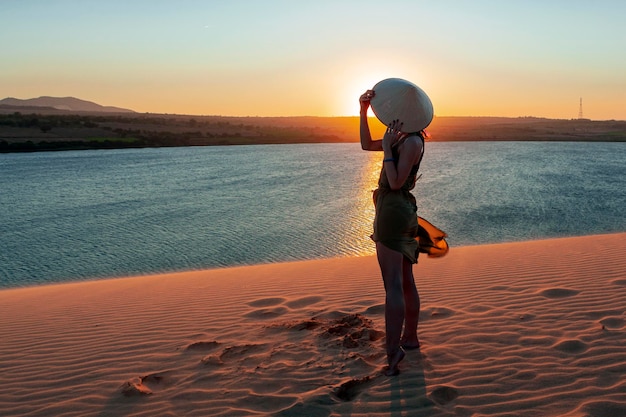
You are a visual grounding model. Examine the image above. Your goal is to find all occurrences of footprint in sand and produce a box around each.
[220,343,266,360]
[333,376,373,401]
[421,306,455,320]
[120,377,152,396]
[245,306,290,319]
[246,297,291,318]
[585,309,624,320]
[553,339,588,354]
[248,297,287,307]
[201,343,267,365]
[538,288,580,298]
[285,296,323,309]
[430,385,459,405]
[119,370,175,396]
[577,400,626,417]
[185,340,221,351]
[365,304,385,315]
[141,371,173,390]
[324,314,373,336]
[320,314,384,348]
[282,318,323,331]
[600,316,624,330]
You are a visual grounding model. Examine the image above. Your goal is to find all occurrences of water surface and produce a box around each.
[1,142,624,288]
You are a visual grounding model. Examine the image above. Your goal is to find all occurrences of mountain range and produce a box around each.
[0,96,135,113]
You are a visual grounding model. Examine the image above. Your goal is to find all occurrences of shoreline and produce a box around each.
[2,114,625,153]
[1,232,625,416]
[1,231,624,291]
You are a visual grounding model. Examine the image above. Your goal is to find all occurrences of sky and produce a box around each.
[1,0,625,120]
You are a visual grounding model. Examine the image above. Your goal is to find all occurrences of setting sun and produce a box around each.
[1,2,624,120]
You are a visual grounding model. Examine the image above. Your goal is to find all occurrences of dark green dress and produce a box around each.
[372,157,422,264]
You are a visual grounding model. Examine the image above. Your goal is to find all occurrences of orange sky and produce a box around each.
[1,1,625,120]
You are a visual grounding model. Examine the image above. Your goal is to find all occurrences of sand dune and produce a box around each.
[0,233,625,416]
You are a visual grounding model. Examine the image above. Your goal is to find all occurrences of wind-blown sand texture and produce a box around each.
[1,233,625,416]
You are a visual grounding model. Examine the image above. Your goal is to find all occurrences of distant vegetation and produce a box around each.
[0,112,354,152]
[1,110,624,153]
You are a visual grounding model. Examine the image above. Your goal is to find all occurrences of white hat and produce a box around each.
[370,78,434,132]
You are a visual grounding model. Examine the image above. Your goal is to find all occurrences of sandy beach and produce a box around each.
[1,233,625,416]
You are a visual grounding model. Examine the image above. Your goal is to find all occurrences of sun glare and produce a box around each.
[337,70,398,116]
[344,151,381,256]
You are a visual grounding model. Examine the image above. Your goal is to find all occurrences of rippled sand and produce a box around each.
[1,233,625,416]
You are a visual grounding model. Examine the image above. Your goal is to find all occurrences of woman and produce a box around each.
[359,85,427,376]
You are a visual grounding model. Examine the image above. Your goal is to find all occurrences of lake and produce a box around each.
[1,141,624,288]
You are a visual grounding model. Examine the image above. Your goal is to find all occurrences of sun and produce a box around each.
[340,76,380,116]
[326,54,421,117]
[334,69,397,117]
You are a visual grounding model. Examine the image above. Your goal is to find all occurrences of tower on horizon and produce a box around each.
[578,97,583,119]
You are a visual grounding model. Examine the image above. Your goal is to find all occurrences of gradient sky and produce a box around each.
[2,0,625,119]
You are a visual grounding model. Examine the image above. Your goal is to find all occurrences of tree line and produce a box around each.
[0,112,344,152]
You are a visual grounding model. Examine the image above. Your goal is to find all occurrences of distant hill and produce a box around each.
[0,96,135,113]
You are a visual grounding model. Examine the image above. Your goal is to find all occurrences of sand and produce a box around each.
[0,233,625,417]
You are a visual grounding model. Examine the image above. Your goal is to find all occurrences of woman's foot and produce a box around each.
[384,347,406,376]
[401,336,420,350]
[401,340,421,350]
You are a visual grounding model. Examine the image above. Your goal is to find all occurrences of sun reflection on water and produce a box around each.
[343,151,382,257]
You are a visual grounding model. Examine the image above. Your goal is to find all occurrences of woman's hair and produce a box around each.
[415,130,430,141]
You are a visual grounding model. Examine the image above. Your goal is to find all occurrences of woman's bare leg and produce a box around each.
[376,242,406,375]
[401,256,420,349]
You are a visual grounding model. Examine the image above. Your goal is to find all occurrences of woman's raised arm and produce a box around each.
[359,90,383,151]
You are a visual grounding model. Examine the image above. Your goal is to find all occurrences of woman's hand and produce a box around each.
[382,119,406,151]
[359,90,374,114]
[360,90,384,151]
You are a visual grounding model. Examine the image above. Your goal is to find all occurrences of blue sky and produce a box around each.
[2,0,625,119]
